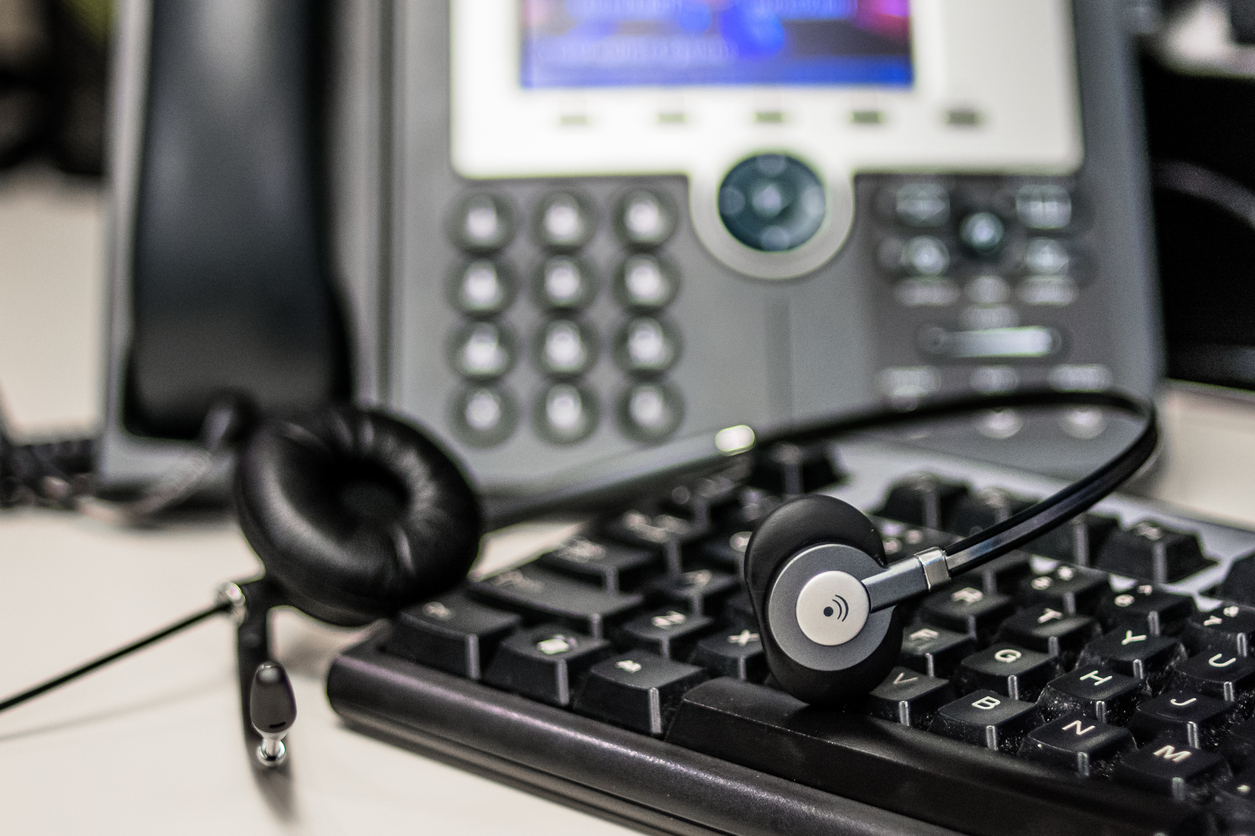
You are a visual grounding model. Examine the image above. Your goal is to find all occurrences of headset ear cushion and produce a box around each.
[234,406,483,626]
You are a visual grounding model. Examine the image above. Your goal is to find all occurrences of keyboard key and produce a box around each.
[691,628,766,681]
[920,583,1016,642]
[660,473,743,530]
[973,550,1035,595]
[1170,652,1255,704]
[876,473,969,530]
[720,590,757,629]
[711,487,783,532]
[537,535,659,592]
[929,689,1040,753]
[601,509,704,574]
[747,441,841,496]
[468,565,643,639]
[1078,630,1184,686]
[866,667,954,729]
[1018,713,1134,778]
[697,529,751,572]
[873,517,955,561]
[996,605,1100,658]
[946,487,1035,536]
[1022,512,1119,567]
[899,623,975,678]
[954,643,1059,701]
[648,568,739,616]
[1112,739,1230,804]
[1096,520,1212,583]
[1211,769,1255,829]
[1097,584,1195,636]
[483,625,613,706]
[669,678,1202,835]
[574,651,708,736]
[618,607,715,660]
[1038,666,1144,725]
[385,593,521,680]
[1183,603,1255,657]
[1220,553,1255,607]
[1128,690,1238,749]
[1224,720,1255,772]
[1017,564,1109,614]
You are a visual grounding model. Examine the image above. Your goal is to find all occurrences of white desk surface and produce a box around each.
[2,168,1255,834]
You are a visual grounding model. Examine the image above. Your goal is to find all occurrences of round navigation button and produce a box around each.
[535,383,598,444]
[901,236,950,277]
[616,189,676,248]
[536,192,595,250]
[794,571,870,647]
[450,193,514,252]
[960,211,1006,255]
[718,154,825,252]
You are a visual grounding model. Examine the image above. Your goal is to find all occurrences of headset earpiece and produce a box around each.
[745,494,902,705]
[233,406,483,626]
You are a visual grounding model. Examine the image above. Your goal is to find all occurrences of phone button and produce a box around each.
[891,182,950,228]
[535,319,597,377]
[615,317,680,374]
[615,189,676,248]
[450,386,518,448]
[615,255,678,310]
[449,322,516,380]
[450,193,515,252]
[449,259,514,316]
[1016,184,1073,230]
[536,383,599,445]
[537,257,597,310]
[618,382,683,442]
[536,192,596,251]
[959,211,1006,256]
[717,154,825,252]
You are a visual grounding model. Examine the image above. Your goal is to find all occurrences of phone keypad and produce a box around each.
[444,185,684,450]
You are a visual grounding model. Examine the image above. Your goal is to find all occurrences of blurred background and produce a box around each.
[3,0,1255,524]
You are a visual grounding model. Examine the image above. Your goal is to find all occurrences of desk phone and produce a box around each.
[96,0,1161,499]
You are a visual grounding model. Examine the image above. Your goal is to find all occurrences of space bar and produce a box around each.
[666,678,1201,836]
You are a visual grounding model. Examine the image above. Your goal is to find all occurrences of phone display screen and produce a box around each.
[520,0,912,89]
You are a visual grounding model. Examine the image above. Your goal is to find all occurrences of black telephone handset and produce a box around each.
[122,0,349,441]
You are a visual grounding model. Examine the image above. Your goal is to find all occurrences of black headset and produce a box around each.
[0,389,1157,764]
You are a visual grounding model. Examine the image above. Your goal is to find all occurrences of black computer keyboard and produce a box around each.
[327,439,1255,836]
